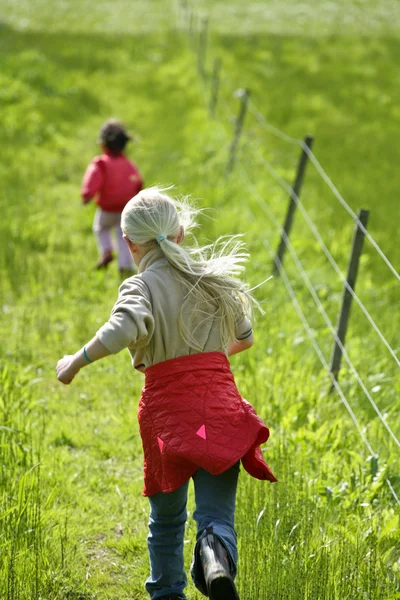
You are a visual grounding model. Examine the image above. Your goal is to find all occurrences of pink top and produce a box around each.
[81,151,143,213]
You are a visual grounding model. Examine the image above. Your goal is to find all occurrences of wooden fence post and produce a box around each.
[188,9,195,46]
[179,0,188,24]
[226,89,250,174]
[273,135,314,274]
[197,17,209,77]
[329,209,370,386]
[209,57,221,117]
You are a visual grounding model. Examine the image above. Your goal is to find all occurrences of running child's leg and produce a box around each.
[146,481,189,600]
[92,209,115,268]
[191,464,240,594]
[116,219,134,271]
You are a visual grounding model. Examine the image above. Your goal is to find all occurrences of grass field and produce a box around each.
[1,1,399,599]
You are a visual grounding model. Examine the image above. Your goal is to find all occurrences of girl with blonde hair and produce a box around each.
[57,186,276,600]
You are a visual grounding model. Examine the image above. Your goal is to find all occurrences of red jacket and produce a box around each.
[138,352,277,496]
[81,151,143,212]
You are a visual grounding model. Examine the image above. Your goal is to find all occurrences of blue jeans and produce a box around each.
[146,463,240,599]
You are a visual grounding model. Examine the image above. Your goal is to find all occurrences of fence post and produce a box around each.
[209,57,221,117]
[273,135,314,274]
[179,0,188,24]
[197,17,209,77]
[329,209,370,386]
[226,89,250,174]
[188,9,195,46]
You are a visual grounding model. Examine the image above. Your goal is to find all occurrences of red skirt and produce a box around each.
[138,352,277,496]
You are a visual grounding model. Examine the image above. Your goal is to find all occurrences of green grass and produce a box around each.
[0,1,399,598]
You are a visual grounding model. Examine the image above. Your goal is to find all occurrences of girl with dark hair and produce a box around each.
[81,119,143,273]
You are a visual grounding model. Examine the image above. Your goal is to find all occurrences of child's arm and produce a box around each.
[81,158,104,205]
[56,336,110,385]
[230,314,254,355]
[228,334,254,356]
[56,278,154,385]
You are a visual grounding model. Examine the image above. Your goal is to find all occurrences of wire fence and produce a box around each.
[248,98,400,283]
[176,0,399,503]
[218,87,399,377]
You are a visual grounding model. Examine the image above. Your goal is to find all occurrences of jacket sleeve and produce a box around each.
[81,158,104,201]
[96,277,155,354]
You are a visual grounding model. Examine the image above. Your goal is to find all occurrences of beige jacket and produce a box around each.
[96,248,253,369]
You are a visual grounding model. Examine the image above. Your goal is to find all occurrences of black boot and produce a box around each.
[199,529,240,600]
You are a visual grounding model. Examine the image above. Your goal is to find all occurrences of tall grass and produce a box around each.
[1,366,49,599]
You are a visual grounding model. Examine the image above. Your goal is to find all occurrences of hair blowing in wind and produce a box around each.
[121,187,264,350]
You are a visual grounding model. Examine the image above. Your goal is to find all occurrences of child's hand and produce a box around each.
[56,355,80,385]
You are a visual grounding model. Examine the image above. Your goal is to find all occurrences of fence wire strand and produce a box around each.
[302,143,400,282]
[248,99,304,146]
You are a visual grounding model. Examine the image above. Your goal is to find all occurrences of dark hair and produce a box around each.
[98,119,131,153]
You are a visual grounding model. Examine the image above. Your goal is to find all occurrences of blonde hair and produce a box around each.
[121,187,262,350]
